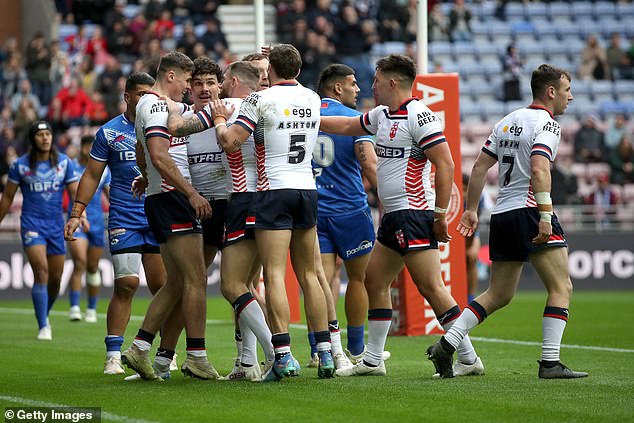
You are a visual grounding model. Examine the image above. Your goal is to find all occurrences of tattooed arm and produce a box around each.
[354,140,378,190]
[164,97,208,137]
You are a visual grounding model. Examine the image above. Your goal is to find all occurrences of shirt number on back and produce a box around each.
[502,155,515,186]
[288,134,306,164]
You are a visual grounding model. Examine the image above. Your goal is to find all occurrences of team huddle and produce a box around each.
[0,43,587,382]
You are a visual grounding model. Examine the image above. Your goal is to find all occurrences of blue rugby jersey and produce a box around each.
[71,159,110,223]
[90,113,149,229]
[8,153,78,223]
[312,98,373,216]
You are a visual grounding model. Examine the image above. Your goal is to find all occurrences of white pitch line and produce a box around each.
[2,306,633,354]
[0,395,160,423]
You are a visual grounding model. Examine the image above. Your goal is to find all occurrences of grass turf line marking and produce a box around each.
[2,306,633,354]
[0,395,159,423]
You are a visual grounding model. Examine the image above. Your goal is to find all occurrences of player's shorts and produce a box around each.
[253,189,317,230]
[489,208,567,262]
[108,226,160,255]
[202,199,228,248]
[224,192,256,247]
[20,215,65,255]
[73,216,106,248]
[318,207,375,260]
[377,209,438,256]
[145,191,202,244]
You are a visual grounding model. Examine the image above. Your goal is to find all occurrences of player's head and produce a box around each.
[373,54,417,105]
[156,51,194,101]
[268,44,302,82]
[221,61,260,99]
[28,120,57,168]
[242,53,270,90]
[124,72,155,119]
[80,135,94,157]
[317,64,359,108]
[530,64,573,116]
[191,56,222,107]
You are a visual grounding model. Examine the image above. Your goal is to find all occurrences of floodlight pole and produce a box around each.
[417,0,428,74]
[255,0,265,50]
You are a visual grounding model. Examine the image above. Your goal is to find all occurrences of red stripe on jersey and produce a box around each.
[525,183,536,207]
[227,151,248,192]
[419,133,445,149]
[255,142,270,190]
[236,115,256,130]
[531,145,552,158]
[405,156,428,209]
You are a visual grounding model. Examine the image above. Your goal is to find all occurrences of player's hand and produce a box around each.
[188,192,212,220]
[532,221,552,244]
[210,99,234,122]
[261,45,271,57]
[160,95,180,115]
[131,175,148,199]
[64,218,80,241]
[457,210,479,238]
[433,218,452,243]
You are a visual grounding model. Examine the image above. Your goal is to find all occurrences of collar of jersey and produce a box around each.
[527,104,554,119]
[389,97,417,115]
[322,97,341,104]
[272,80,298,86]
[146,90,161,97]
[121,113,131,124]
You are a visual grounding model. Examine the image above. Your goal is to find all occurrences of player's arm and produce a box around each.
[166,99,208,137]
[0,181,18,223]
[530,154,553,244]
[146,136,211,219]
[354,141,377,189]
[320,116,367,136]
[210,99,249,153]
[424,142,455,243]
[458,151,497,238]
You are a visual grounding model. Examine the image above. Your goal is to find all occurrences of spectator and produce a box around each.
[190,0,219,25]
[574,113,606,163]
[50,77,92,127]
[106,20,135,63]
[86,92,108,126]
[2,53,28,100]
[290,19,310,56]
[176,21,198,58]
[49,43,72,95]
[428,3,449,42]
[85,27,112,69]
[377,0,408,42]
[336,5,375,99]
[579,34,609,80]
[606,33,631,80]
[77,55,98,96]
[104,0,126,28]
[313,15,337,44]
[584,174,618,228]
[166,0,192,25]
[97,57,123,118]
[24,32,52,105]
[502,44,523,102]
[10,79,41,114]
[128,14,149,55]
[448,0,472,42]
[277,0,308,44]
[308,0,336,27]
[605,113,628,150]
[609,134,634,185]
[13,98,39,144]
[141,38,163,66]
[405,0,418,42]
[551,156,580,205]
[0,106,13,131]
[154,9,175,40]
[200,19,228,54]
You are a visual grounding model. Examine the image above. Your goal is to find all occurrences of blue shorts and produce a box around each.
[318,207,375,260]
[377,209,438,256]
[73,217,106,248]
[21,216,65,255]
[489,208,567,262]
[108,226,160,255]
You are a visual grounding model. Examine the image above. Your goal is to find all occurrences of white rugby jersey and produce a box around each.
[196,98,257,193]
[231,81,320,191]
[360,98,446,214]
[135,92,191,196]
[481,105,561,214]
[187,104,228,200]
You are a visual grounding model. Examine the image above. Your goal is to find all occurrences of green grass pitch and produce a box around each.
[1,291,633,423]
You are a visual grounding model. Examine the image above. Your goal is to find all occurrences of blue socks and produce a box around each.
[32,283,48,329]
[307,332,317,356]
[70,290,81,307]
[347,325,365,356]
[88,295,98,310]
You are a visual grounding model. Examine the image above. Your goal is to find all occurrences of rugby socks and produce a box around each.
[541,306,569,363]
[438,305,477,365]
[347,324,365,356]
[307,332,317,356]
[32,283,48,329]
[133,329,155,352]
[365,309,392,366]
[328,320,343,355]
[272,333,291,360]
[443,300,488,351]
[314,330,332,352]
[234,329,243,359]
[105,335,124,359]
[186,338,207,358]
[88,295,98,311]
[69,290,81,308]
[240,323,258,366]
[155,347,175,369]
[233,292,274,361]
